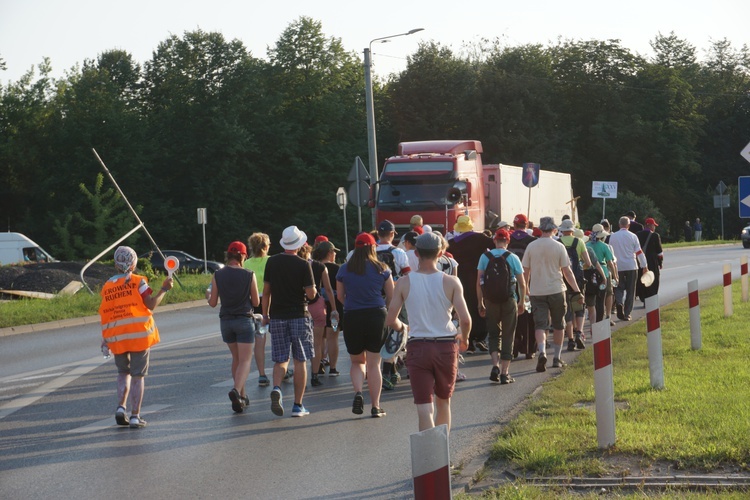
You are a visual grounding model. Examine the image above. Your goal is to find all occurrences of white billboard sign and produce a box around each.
[592,181,618,199]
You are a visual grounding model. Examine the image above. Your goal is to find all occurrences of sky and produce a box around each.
[1,0,749,84]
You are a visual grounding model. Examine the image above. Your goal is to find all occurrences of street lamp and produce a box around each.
[364,27,424,228]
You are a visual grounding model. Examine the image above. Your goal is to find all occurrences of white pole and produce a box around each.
[741,255,748,303]
[592,319,616,448]
[645,295,664,390]
[688,280,701,350]
[723,263,733,317]
[410,424,451,499]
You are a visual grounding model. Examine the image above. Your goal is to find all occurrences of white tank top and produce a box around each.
[404,272,457,338]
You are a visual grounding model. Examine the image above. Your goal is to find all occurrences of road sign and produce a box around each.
[713,195,730,208]
[348,156,371,183]
[592,181,618,199]
[348,181,370,208]
[741,141,750,165]
[739,176,750,218]
[336,187,347,209]
[716,181,727,194]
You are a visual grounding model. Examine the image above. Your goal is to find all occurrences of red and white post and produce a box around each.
[645,295,665,390]
[688,279,701,350]
[723,263,733,317]
[411,424,451,500]
[592,319,616,448]
[741,255,748,303]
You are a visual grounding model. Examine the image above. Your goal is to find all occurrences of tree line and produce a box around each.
[1,17,749,261]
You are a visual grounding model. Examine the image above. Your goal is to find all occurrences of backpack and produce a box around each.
[376,246,399,278]
[563,237,585,291]
[481,250,514,303]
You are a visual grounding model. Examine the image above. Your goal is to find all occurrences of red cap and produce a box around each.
[355,232,376,247]
[532,227,542,237]
[227,241,247,256]
[645,217,659,226]
[413,225,424,235]
[494,228,510,241]
[314,235,329,244]
[513,213,528,225]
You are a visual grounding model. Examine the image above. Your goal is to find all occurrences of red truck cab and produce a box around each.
[374,140,485,235]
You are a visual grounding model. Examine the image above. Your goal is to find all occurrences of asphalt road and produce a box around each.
[1,244,748,498]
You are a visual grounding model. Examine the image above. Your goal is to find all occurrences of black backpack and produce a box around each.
[563,237,585,291]
[481,250,514,303]
[376,246,399,278]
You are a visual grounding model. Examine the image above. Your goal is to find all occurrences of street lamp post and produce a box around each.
[364,28,424,228]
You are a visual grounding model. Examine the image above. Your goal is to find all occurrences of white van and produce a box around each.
[0,232,56,265]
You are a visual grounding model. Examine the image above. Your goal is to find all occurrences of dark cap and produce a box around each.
[378,220,397,234]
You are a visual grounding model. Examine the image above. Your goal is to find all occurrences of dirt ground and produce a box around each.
[0,262,115,296]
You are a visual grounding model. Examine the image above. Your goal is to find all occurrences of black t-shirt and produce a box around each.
[214,266,254,318]
[264,253,315,319]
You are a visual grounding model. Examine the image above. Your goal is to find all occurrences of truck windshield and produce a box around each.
[377,179,459,211]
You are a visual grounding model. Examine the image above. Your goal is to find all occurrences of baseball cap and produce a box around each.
[227,241,248,256]
[355,232,376,247]
[314,235,329,244]
[513,213,528,226]
[378,220,397,234]
[496,221,510,229]
[415,232,442,250]
[316,240,340,254]
[494,228,510,241]
[410,214,423,226]
[402,231,419,246]
[645,217,659,226]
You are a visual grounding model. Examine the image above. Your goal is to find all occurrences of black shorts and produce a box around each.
[343,307,387,355]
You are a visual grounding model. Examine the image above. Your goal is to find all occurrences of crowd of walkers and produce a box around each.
[100,210,662,432]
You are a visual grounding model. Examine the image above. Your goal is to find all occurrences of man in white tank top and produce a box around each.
[386,233,471,434]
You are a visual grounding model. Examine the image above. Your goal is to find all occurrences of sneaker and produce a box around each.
[553,358,567,368]
[258,374,270,387]
[322,357,330,366]
[129,415,147,429]
[489,366,500,382]
[382,378,395,391]
[352,392,364,415]
[536,353,547,373]
[465,341,476,354]
[616,303,625,320]
[575,335,586,350]
[115,406,128,426]
[609,319,616,327]
[291,403,310,417]
[311,375,323,387]
[525,352,535,360]
[241,395,250,408]
[229,388,244,413]
[475,341,489,352]
[283,369,294,382]
[271,387,284,416]
[500,373,515,385]
[371,407,386,418]
[624,315,632,321]
[567,338,576,351]
[390,372,401,385]
[317,364,326,375]
[455,371,467,382]
[328,368,340,377]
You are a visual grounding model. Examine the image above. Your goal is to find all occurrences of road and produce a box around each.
[1,244,748,498]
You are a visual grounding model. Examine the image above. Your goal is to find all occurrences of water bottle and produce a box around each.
[101,344,111,359]
[331,316,339,331]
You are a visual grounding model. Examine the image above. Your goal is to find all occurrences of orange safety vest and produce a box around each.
[99,273,160,354]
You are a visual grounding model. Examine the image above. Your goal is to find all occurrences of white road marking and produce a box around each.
[67,404,172,433]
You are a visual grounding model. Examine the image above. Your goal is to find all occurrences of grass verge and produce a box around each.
[462,281,750,498]
[0,272,211,329]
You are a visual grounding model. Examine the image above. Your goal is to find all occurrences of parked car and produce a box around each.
[742,225,750,248]
[139,250,224,274]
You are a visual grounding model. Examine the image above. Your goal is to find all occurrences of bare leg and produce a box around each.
[350,353,366,392]
[117,373,131,408]
[273,361,289,387]
[311,326,325,376]
[365,352,382,408]
[254,335,267,377]
[129,376,145,416]
[433,397,452,434]
[416,402,435,431]
[292,358,307,404]
[326,327,340,370]
[535,329,547,354]
[234,342,253,397]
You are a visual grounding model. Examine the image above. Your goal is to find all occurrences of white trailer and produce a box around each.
[482,164,578,228]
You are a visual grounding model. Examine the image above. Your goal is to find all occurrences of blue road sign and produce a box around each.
[739,176,750,218]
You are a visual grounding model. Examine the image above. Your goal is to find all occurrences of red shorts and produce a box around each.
[308,297,327,328]
[405,339,458,404]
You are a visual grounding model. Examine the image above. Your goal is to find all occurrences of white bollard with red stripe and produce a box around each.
[688,280,701,350]
[592,319,616,448]
[723,263,733,317]
[645,295,665,390]
[741,255,748,303]
[410,424,451,500]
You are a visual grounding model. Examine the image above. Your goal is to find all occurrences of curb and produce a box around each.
[0,299,207,338]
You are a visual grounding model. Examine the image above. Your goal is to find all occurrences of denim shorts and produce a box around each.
[220,316,256,344]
